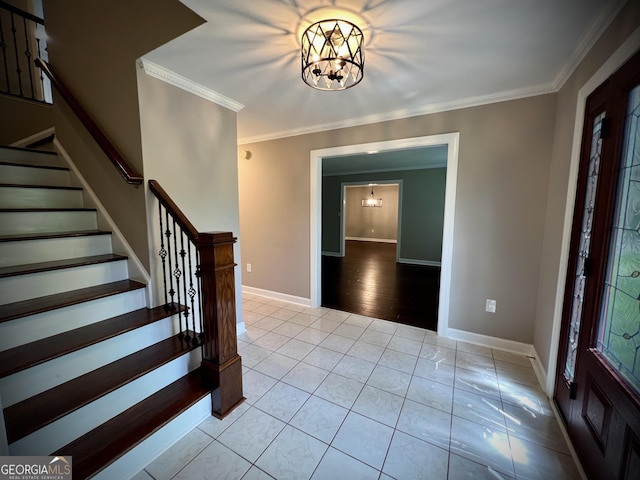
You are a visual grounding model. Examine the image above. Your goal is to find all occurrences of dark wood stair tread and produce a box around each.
[0,230,111,243]
[0,161,67,171]
[0,279,145,323]
[0,253,127,279]
[25,134,56,149]
[0,305,185,378]
[0,145,57,156]
[53,368,211,480]
[0,207,95,212]
[4,331,199,443]
[0,183,83,190]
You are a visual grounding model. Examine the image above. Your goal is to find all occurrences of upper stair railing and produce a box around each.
[149,180,244,417]
[0,0,50,103]
[34,57,143,185]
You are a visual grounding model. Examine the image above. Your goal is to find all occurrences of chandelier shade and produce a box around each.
[301,19,364,91]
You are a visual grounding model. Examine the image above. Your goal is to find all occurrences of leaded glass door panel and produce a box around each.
[597,84,640,396]
[555,49,640,480]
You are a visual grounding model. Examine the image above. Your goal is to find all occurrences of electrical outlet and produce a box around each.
[246,263,252,273]
[486,299,496,313]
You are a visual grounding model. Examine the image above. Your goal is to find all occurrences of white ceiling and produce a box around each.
[144,0,626,144]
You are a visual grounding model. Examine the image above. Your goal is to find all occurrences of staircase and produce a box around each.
[0,144,213,479]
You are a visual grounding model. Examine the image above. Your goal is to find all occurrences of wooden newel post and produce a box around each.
[196,231,244,418]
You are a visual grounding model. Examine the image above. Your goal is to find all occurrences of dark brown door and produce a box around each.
[555,49,640,480]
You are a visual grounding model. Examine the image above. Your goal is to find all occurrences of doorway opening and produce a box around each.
[310,133,460,337]
[340,182,401,258]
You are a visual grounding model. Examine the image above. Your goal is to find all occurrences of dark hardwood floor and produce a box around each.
[322,240,440,331]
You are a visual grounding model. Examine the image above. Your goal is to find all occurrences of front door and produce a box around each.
[555,49,640,479]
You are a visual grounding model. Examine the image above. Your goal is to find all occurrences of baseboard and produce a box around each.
[10,127,55,148]
[242,286,311,307]
[322,251,343,257]
[530,345,552,397]
[398,258,442,267]
[236,321,246,336]
[447,328,535,356]
[345,237,397,243]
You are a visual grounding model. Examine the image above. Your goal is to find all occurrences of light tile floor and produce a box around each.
[133,294,583,480]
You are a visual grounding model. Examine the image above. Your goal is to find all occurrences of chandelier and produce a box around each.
[362,186,382,207]
[301,19,364,91]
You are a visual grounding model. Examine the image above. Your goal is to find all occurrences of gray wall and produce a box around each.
[0,95,53,144]
[42,0,204,270]
[345,185,398,241]
[239,89,555,346]
[137,70,243,323]
[533,1,640,375]
[323,168,446,263]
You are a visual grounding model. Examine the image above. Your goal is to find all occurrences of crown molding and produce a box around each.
[237,1,627,145]
[551,0,627,91]
[138,58,244,112]
[237,83,554,144]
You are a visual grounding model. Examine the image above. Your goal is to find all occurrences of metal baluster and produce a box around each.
[158,203,169,310]
[0,16,9,92]
[178,226,190,342]
[187,240,198,344]
[196,249,204,342]
[35,37,43,99]
[165,209,177,313]
[172,218,184,338]
[22,16,33,99]
[9,12,22,96]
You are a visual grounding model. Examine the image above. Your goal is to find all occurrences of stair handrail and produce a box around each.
[34,57,143,185]
[148,180,199,240]
[148,179,244,418]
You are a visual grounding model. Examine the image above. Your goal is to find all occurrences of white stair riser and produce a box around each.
[95,395,212,480]
[0,288,147,351]
[0,149,64,167]
[0,164,71,186]
[8,349,202,456]
[0,210,97,235]
[0,234,113,268]
[0,314,183,407]
[0,186,84,209]
[0,260,129,304]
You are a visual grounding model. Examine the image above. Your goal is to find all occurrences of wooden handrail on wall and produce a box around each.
[149,179,244,418]
[34,57,143,185]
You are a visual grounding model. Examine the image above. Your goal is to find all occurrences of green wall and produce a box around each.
[322,167,446,263]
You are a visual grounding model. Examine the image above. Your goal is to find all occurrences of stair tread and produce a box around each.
[0,305,185,378]
[0,207,95,212]
[0,183,82,190]
[0,230,111,242]
[25,134,55,150]
[0,279,145,323]
[0,161,67,171]
[0,253,127,278]
[53,368,211,480]
[0,145,57,156]
[4,330,199,444]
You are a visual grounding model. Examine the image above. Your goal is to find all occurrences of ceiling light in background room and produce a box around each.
[362,186,382,207]
[301,19,364,90]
